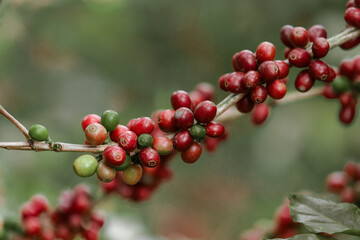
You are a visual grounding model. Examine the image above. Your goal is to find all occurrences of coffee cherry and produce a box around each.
[118,130,138,152]
[258,61,279,83]
[171,90,192,110]
[83,228,99,240]
[341,187,356,203]
[251,103,270,125]
[152,137,173,155]
[139,147,160,167]
[219,73,230,92]
[251,85,268,104]
[339,59,355,79]
[190,90,206,108]
[189,124,206,142]
[236,94,255,113]
[344,161,360,179]
[73,155,98,177]
[309,60,329,81]
[339,92,355,106]
[195,82,215,101]
[181,142,202,164]
[347,0,356,8]
[101,110,120,132]
[267,79,287,99]
[81,114,101,131]
[274,202,294,232]
[194,100,217,123]
[326,172,348,193]
[32,195,49,213]
[109,125,129,142]
[283,47,292,58]
[225,72,246,93]
[340,37,360,50]
[138,134,153,148]
[243,71,260,89]
[308,25,327,42]
[345,7,360,28]
[327,67,337,83]
[288,48,311,68]
[23,216,41,235]
[174,107,194,129]
[29,124,48,141]
[205,122,225,138]
[255,41,276,63]
[90,212,105,228]
[339,104,356,124]
[275,60,289,79]
[132,117,155,136]
[280,25,294,48]
[331,76,351,93]
[114,154,132,171]
[103,145,126,167]
[96,162,116,183]
[322,84,339,99]
[172,130,194,151]
[127,118,139,131]
[232,50,258,72]
[157,109,178,133]
[85,123,108,145]
[120,164,143,185]
[312,38,329,58]
[355,0,360,7]
[290,27,309,48]
[72,194,90,213]
[295,70,315,92]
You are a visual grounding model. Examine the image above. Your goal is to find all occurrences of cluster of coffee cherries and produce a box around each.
[10,184,104,240]
[345,0,360,39]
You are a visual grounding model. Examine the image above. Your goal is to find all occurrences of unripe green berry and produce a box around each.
[114,154,132,171]
[189,125,206,142]
[101,110,120,131]
[138,134,153,148]
[29,124,48,141]
[96,162,116,183]
[73,155,98,177]
[331,76,351,93]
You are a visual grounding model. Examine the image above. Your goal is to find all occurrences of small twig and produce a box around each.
[0,105,31,140]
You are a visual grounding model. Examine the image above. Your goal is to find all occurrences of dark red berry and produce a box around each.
[181,142,202,164]
[258,61,279,83]
[171,90,192,110]
[345,7,360,28]
[255,41,276,63]
[290,27,309,48]
[322,84,339,99]
[31,195,48,213]
[190,90,206,108]
[172,130,194,151]
[91,212,105,228]
[157,109,178,133]
[339,59,355,79]
[174,107,194,129]
[103,145,127,167]
[251,85,268,103]
[275,60,289,79]
[194,100,217,123]
[284,47,292,58]
[219,73,230,91]
[326,172,348,193]
[295,70,315,92]
[344,161,360,179]
[205,122,225,138]
[243,71,260,89]
[132,117,155,136]
[339,104,356,124]
[347,0,356,8]
[118,131,138,152]
[341,188,356,203]
[308,25,327,42]
[152,137,173,155]
[280,25,294,48]
[267,79,287,99]
[233,50,258,72]
[127,118,139,131]
[236,94,255,113]
[109,125,129,142]
[195,82,215,101]
[251,103,270,125]
[139,147,160,167]
[340,37,360,50]
[225,72,246,93]
[327,67,337,83]
[288,48,311,68]
[312,37,329,58]
[81,114,101,131]
[339,92,355,106]
[23,217,41,235]
[309,60,329,81]
[85,123,107,145]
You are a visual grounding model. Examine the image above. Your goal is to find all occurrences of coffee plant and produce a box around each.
[1,0,360,239]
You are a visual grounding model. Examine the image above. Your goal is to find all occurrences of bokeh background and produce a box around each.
[0,0,358,239]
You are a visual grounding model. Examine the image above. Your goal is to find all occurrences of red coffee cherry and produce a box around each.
[355,0,360,7]
[295,70,315,92]
[275,60,289,79]
[339,59,355,79]
[258,61,279,83]
[232,50,258,72]
[255,41,276,63]
[290,27,309,48]
[101,179,117,193]
[81,114,101,131]
[251,103,270,125]
[326,172,348,193]
[181,142,202,164]
[347,0,356,8]
[83,228,99,240]
[103,145,127,167]
[340,37,360,50]
[288,48,311,68]
[243,71,260,89]
[283,47,292,58]
[174,107,194,129]
[91,212,105,228]
[157,109,178,133]
[31,194,49,213]
[21,202,39,219]
[133,184,153,202]
[195,82,215,101]
[341,187,356,203]
[345,7,360,28]
[85,123,108,145]
[280,25,294,48]
[219,73,230,91]
[110,125,129,142]
[274,202,294,232]
[23,216,41,235]
[139,147,160,168]
[312,37,329,58]
[338,92,355,106]
[72,194,90,213]
[127,118,139,131]
[344,161,360,180]
[251,85,268,104]
[132,117,155,136]
[97,162,116,183]
[190,90,206,108]
[322,84,339,99]
[309,60,329,81]
[308,25,327,42]
[339,104,356,125]
[120,164,143,185]
[194,100,217,123]
[118,131,138,152]
[225,72,246,93]
[172,130,194,151]
[236,94,255,113]
[267,79,287,99]
[152,137,173,155]
[171,90,192,110]
[205,122,225,138]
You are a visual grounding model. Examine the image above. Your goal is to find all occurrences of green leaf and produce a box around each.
[289,194,360,236]
[264,233,336,240]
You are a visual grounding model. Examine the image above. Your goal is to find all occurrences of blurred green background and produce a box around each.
[0,0,358,239]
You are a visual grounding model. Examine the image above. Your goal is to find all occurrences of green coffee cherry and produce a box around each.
[101,110,120,131]
[73,155,98,177]
[114,154,132,171]
[138,134,153,148]
[190,124,206,142]
[29,124,49,141]
[331,76,351,93]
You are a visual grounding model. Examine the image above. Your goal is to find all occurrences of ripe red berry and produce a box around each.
[139,147,160,167]
[72,194,90,213]
[31,194,49,213]
[344,161,360,180]
[283,47,292,58]
[280,25,294,48]
[97,162,116,183]
[274,203,294,232]
[258,61,279,83]
[205,122,225,138]
[339,59,355,79]
[347,0,356,8]
[290,27,309,48]
[152,137,173,155]
[288,48,311,68]
[81,114,101,131]
[132,117,155,136]
[225,72,246,93]
[172,130,194,151]
[340,37,360,50]
[251,103,270,125]
[322,84,339,99]
[312,37,329,58]
[267,79,287,99]
[339,104,356,125]
[171,90,192,110]
[85,123,108,145]
[338,92,355,106]
[345,7,360,28]
[181,142,202,164]
[219,73,230,91]
[91,212,105,228]
[308,25,327,42]
[341,187,356,203]
[295,70,315,92]
[157,109,178,133]
[195,82,215,101]
[118,131,138,152]
[236,94,255,113]
[109,125,129,142]
[255,41,276,63]
[103,145,127,167]
[174,107,194,129]
[194,100,217,123]
[243,71,260,89]
[275,60,289,79]
[21,202,39,219]
[23,216,41,235]
[251,85,268,103]
[326,172,348,193]
[309,60,329,81]
[327,67,337,83]
[189,90,206,108]
[232,50,258,72]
